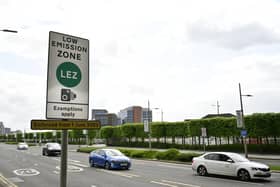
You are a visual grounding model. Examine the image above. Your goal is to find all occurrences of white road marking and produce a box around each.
[70,162,89,168]
[53,171,59,174]
[157,164,189,170]
[161,180,200,187]
[69,159,81,163]
[8,177,24,183]
[202,176,265,186]
[13,168,40,176]
[55,165,84,173]
[150,181,178,187]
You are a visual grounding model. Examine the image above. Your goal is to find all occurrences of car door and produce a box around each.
[215,154,233,176]
[95,150,106,166]
[220,154,238,176]
[99,150,107,166]
[203,153,220,174]
[94,150,103,166]
[213,154,237,176]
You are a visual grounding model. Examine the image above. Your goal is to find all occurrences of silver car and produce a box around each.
[17,142,28,150]
[192,152,271,181]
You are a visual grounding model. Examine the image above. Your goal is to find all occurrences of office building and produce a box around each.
[91,109,119,126]
[118,106,152,124]
[0,122,4,135]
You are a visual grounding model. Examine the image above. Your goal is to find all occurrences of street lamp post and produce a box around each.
[148,100,151,149]
[239,83,253,158]
[211,101,220,115]
[153,107,163,122]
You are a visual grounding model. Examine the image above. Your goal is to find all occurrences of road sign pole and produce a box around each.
[60,129,68,187]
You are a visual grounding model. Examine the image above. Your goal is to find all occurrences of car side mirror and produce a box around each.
[227,159,234,163]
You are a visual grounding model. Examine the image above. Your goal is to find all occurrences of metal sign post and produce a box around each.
[201,128,207,152]
[60,130,68,187]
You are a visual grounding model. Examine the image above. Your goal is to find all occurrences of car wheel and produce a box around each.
[90,159,96,167]
[105,162,111,170]
[197,166,207,176]
[42,150,45,156]
[238,169,250,181]
[45,150,49,156]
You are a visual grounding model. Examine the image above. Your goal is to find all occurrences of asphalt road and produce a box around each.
[1,143,280,187]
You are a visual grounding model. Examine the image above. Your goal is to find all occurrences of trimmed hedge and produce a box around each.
[77,147,200,162]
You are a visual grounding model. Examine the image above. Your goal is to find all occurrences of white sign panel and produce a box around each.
[144,120,149,132]
[201,128,207,137]
[46,31,89,120]
[236,110,243,128]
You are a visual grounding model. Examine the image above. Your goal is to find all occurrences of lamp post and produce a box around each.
[211,101,220,115]
[239,83,253,158]
[153,108,163,122]
[148,100,151,149]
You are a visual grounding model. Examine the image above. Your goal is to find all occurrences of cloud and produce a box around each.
[187,22,280,50]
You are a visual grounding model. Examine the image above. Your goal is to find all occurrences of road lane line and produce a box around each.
[53,171,59,174]
[157,164,189,170]
[151,181,178,187]
[69,159,81,163]
[70,162,89,168]
[98,169,139,178]
[202,176,265,186]
[161,180,200,187]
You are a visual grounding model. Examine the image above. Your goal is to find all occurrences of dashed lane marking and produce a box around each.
[161,180,200,187]
[157,164,190,170]
[202,176,265,186]
[150,181,178,187]
[98,169,140,178]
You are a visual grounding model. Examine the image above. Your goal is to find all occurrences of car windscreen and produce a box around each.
[105,150,124,156]
[229,153,249,162]
[48,143,61,149]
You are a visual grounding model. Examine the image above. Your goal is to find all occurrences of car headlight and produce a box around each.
[251,167,258,170]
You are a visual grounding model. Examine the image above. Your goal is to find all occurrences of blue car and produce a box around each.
[89,148,131,170]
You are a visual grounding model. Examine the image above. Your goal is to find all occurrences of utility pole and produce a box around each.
[148,100,151,150]
[239,83,252,158]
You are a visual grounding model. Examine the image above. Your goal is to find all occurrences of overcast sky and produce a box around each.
[1,0,280,132]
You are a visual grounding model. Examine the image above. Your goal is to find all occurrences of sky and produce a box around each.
[1,0,280,132]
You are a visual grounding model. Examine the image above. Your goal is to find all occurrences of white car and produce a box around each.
[17,142,29,150]
[192,152,271,181]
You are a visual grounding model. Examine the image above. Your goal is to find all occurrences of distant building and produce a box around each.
[92,109,108,119]
[0,122,4,135]
[91,109,119,126]
[118,106,152,124]
[4,128,11,134]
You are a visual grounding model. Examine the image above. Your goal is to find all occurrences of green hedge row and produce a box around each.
[77,147,200,162]
[100,113,280,141]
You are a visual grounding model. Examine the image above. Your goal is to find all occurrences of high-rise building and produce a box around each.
[118,106,152,124]
[92,109,108,119]
[0,122,5,135]
[4,128,11,134]
[91,109,119,126]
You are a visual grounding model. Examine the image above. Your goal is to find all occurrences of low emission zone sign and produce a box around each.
[46,31,89,120]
